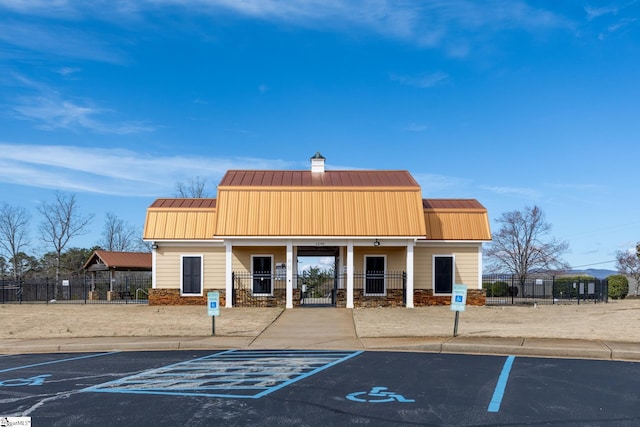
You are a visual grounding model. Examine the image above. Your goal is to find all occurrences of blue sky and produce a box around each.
[1,1,639,270]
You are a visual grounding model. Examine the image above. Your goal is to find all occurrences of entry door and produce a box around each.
[252,256,272,295]
[365,256,385,295]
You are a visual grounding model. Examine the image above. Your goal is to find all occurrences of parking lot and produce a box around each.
[2,350,640,426]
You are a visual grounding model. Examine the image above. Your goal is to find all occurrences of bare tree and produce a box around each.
[38,192,94,294]
[99,212,145,252]
[616,243,640,296]
[175,176,212,198]
[0,203,31,280]
[484,205,569,286]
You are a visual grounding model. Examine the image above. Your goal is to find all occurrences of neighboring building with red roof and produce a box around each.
[143,153,491,307]
[83,250,152,299]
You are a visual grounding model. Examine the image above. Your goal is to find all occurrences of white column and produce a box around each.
[347,240,354,308]
[286,240,293,309]
[225,242,233,308]
[477,245,483,289]
[151,246,157,289]
[406,241,415,308]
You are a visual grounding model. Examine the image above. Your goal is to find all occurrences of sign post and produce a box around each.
[207,291,220,335]
[450,284,468,337]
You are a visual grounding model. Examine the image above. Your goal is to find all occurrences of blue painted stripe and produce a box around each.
[488,355,515,413]
[0,352,120,374]
[252,350,363,399]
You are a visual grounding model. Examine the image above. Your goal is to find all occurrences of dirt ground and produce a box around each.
[1,300,639,341]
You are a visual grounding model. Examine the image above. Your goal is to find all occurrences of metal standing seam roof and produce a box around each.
[422,199,491,241]
[83,250,152,271]
[142,172,492,241]
[218,170,421,188]
[214,170,426,237]
[144,199,217,240]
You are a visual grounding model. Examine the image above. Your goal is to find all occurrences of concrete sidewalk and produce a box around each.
[2,307,640,361]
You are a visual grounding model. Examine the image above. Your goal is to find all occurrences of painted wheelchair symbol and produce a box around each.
[0,374,51,387]
[346,386,415,403]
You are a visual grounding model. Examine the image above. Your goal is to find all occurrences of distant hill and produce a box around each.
[568,269,617,279]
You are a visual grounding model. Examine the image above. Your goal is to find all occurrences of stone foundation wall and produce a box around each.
[149,289,227,306]
[336,289,405,308]
[233,288,289,307]
[413,289,485,307]
[149,288,486,307]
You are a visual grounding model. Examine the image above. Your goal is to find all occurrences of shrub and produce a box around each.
[553,275,594,299]
[483,281,509,297]
[607,275,629,300]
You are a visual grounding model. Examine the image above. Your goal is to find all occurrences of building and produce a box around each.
[143,153,491,308]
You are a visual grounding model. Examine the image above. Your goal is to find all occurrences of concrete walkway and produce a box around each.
[2,308,640,361]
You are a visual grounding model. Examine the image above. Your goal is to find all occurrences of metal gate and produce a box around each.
[299,273,337,307]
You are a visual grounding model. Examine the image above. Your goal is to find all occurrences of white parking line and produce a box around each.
[84,350,362,399]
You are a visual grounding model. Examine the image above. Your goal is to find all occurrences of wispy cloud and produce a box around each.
[0,1,569,56]
[585,5,620,21]
[402,123,428,132]
[390,72,449,88]
[13,95,155,134]
[8,76,154,134]
[0,20,125,63]
[0,143,295,197]
[480,185,542,200]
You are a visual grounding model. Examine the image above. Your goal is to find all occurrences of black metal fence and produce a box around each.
[0,276,152,304]
[232,271,288,307]
[483,274,608,305]
[232,271,407,307]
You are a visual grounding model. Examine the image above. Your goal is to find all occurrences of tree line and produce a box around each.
[0,191,149,283]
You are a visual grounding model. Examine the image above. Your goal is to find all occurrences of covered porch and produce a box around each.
[223,239,416,308]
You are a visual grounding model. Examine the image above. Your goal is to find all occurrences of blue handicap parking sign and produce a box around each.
[455,295,463,303]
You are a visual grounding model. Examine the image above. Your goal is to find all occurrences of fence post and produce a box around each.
[232,272,236,306]
[510,275,514,305]
[402,272,407,307]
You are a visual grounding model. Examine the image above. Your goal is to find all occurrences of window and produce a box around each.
[252,255,273,295]
[181,255,202,295]
[365,255,385,295]
[433,255,454,294]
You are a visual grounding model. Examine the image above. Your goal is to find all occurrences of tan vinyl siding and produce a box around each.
[231,247,287,273]
[414,245,482,290]
[353,246,406,272]
[154,246,225,290]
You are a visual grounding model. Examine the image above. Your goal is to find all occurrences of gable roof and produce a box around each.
[423,199,491,241]
[143,171,491,242]
[144,198,217,240]
[83,250,152,271]
[214,170,426,237]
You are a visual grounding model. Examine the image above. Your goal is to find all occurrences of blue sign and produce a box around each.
[207,291,220,316]
[450,284,468,312]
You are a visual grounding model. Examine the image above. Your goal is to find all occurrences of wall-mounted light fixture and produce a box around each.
[373,239,381,247]
[151,243,158,250]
